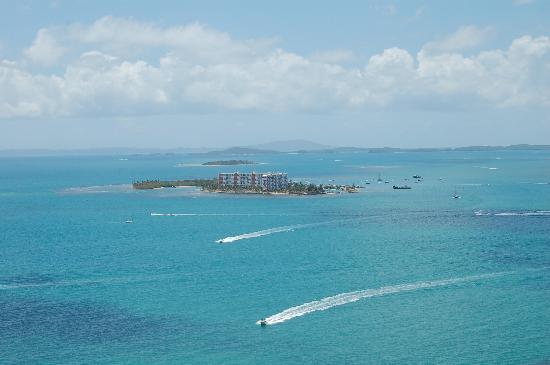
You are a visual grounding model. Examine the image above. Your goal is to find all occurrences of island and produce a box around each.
[132,173,360,195]
[132,179,217,190]
[201,160,256,166]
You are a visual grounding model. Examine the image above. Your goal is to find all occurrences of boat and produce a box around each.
[125,217,133,223]
[377,173,383,183]
[453,188,461,199]
[259,319,267,327]
[413,175,422,179]
[393,185,411,190]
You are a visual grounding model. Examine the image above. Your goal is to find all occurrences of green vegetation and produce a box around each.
[201,160,257,166]
[132,179,217,190]
[133,179,360,195]
[286,182,326,195]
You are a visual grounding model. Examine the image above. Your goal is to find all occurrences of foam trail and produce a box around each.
[258,271,513,326]
[494,211,550,216]
[215,218,357,244]
[474,210,550,217]
[0,274,175,291]
[151,213,298,217]
[215,216,381,244]
[217,225,300,243]
[152,213,250,216]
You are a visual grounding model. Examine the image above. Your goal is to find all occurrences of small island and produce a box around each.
[132,179,218,190]
[202,160,257,166]
[132,172,360,195]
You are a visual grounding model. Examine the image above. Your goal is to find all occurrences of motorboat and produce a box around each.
[259,319,267,327]
[393,185,411,190]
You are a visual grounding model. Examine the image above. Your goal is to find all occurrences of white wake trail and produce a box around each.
[152,213,249,216]
[215,217,377,244]
[0,274,175,291]
[474,210,550,217]
[258,271,514,326]
[151,213,298,217]
[216,225,300,243]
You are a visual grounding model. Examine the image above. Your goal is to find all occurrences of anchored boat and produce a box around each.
[393,185,411,190]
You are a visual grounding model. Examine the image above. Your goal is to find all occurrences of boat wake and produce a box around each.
[216,217,379,244]
[151,213,298,217]
[257,271,513,326]
[216,225,300,243]
[475,210,550,216]
[0,273,175,291]
[152,213,252,217]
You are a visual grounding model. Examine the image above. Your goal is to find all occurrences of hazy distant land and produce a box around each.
[1,141,550,157]
[201,160,257,166]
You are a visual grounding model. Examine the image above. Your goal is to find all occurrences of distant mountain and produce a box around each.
[191,147,279,156]
[3,143,550,157]
[247,139,332,152]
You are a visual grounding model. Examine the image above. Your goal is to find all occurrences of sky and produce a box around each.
[0,0,549,149]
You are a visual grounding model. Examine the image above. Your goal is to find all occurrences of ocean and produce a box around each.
[1,150,549,364]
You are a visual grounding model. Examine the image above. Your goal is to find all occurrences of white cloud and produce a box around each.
[1,19,549,118]
[66,16,276,64]
[422,25,495,54]
[23,28,66,66]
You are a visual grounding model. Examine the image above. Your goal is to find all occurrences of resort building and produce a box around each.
[261,173,289,191]
[218,172,289,191]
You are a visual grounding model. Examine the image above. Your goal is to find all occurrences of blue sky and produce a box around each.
[1,0,549,149]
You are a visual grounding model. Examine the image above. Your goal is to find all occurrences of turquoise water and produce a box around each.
[1,150,549,364]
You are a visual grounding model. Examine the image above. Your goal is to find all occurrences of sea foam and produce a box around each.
[258,271,513,326]
[215,217,378,244]
[216,225,300,243]
[0,274,174,291]
[475,210,550,217]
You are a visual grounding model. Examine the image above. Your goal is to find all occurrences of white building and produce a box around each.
[261,173,289,191]
[218,172,288,191]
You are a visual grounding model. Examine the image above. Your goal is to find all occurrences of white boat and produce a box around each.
[453,189,461,199]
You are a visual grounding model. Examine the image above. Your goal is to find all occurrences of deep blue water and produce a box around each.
[1,150,549,364]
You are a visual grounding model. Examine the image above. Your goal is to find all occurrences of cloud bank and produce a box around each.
[1,17,549,118]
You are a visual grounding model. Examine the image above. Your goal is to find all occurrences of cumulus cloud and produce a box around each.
[66,16,275,64]
[23,28,66,66]
[1,18,549,118]
[422,25,495,54]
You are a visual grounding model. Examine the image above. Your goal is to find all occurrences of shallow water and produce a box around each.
[1,150,549,364]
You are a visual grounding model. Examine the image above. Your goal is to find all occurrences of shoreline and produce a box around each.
[132,179,360,195]
[205,189,323,196]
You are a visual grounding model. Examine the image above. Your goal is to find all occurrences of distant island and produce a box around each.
[3,141,550,157]
[132,179,217,190]
[202,160,256,166]
[132,174,360,195]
